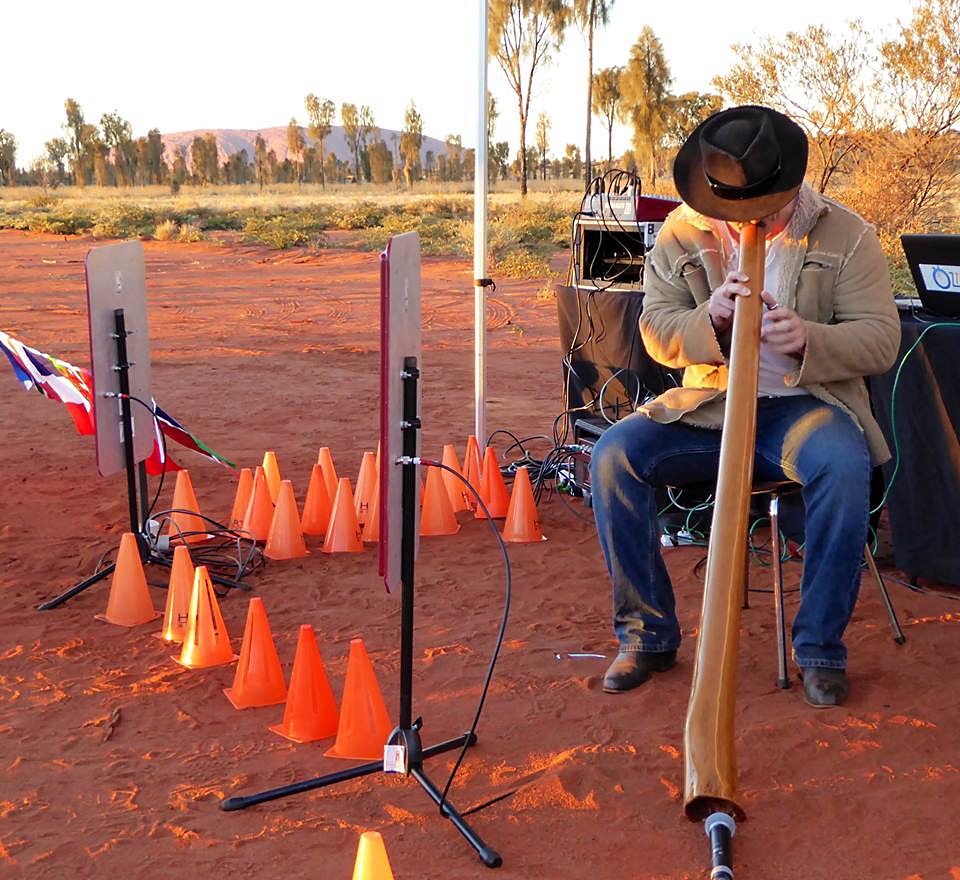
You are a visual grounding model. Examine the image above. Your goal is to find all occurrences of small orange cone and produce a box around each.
[96,532,160,626]
[354,451,378,533]
[301,463,333,538]
[269,625,339,743]
[501,466,546,542]
[228,467,254,530]
[475,447,511,519]
[420,466,460,536]
[326,638,393,760]
[261,451,282,504]
[224,597,287,709]
[154,544,194,642]
[316,447,339,503]
[242,466,275,542]
[361,480,380,543]
[351,831,395,880]
[463,435,483,509]
[175,566,237,669]
[441,444,470,512]
[167,469,208,544]
[264,480,309,560]
[322,478,364,553]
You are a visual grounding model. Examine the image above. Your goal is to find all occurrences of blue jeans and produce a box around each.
[589,396,872,670]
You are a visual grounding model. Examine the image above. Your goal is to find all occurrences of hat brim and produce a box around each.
[673,106,808,222]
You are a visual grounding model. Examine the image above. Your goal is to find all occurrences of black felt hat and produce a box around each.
[673,105,808,221]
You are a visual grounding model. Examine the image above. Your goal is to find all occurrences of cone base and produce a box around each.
[324,741,386,761]
[224,686,286,710]
[152,630,184,643]
[269,722,338,745]
[172,652,238,670]
[421,523,461,537]
[502,534,548,544]
[263,547,310,561]
[95,610,161,628]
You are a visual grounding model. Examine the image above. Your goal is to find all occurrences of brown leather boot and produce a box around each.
[800,667,849,708]
[602,650,677,693]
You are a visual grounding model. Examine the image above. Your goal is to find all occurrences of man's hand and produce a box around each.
[708,270,753,333]
[760,290,807,356]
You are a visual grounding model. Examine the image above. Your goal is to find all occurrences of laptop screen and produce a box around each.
[900,234,960,318]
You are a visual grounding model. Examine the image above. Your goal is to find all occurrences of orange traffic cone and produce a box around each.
[264,480,309,560]
[228,467,253,530]
[317,447,339,503]
[354,451,377,533]
[475,447,511,519]
[167,469,208,544]
[501,466,546,543]
[301,463,332,538]
[175,566,237,669]
[463,435,483,509]
[361,480,380,543]
[242,466,275,542]
[261,451,282,504]
[351,831,395,880]
[322,478,364,553]
[269,625,339,743]
[325,638,392,760]
[224,597,287,709]
[441,444,470,512]
[96,532,160,626]
[154,544,194,642]
[420,465,460,536]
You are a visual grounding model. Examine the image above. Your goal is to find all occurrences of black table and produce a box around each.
[869,312,960,585]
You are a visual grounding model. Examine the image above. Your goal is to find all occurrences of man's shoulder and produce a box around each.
[805,191,876,251]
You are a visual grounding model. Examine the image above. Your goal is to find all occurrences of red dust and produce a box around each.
[1,230,959,878]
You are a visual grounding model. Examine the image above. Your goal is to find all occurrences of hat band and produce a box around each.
[705,157,782,201]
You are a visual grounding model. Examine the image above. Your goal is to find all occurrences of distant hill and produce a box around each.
[159,125,455,167]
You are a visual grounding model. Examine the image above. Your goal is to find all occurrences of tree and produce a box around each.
[254,134,268,191]
[287,117,305,185]
[492,141,511,180]
[63,98,89,185]
[146,129,166,185]
[591,66,621,172]
[661,92,722,153]
[564,143,582,179]
[486,94,500,183]
[620,26,671,184]
[368,140,394,184]
[341,103,373,182]
[573,0,615,187]
[445,134,464,181]
[45,137,69,184]
[304,94,335,189]
[489,0,567,196]
[101,111,134,186]
[0,130,16,186]
[399,101,423,187]
[712,23,874,193]
[535,112,550,180]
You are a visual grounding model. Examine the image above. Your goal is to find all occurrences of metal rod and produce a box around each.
[769,494,790,689]
[399,355,419,732]
[114,308,141,539]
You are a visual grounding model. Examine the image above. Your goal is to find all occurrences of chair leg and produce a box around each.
[769,494,790,689]
[863,543,906,645]
[742,536,750,610]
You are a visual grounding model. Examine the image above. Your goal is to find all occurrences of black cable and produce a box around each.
[122,393,168,519]
[418,459,511,812]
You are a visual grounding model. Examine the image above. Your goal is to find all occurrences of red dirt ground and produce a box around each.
[1,228,959,880]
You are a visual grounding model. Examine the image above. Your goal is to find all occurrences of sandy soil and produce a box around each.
[1,228,959,880]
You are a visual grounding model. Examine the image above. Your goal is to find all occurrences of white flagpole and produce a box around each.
[474,0,489,445]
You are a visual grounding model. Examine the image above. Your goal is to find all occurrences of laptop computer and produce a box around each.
[900,233,960,318]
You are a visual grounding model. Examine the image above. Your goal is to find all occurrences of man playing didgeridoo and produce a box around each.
[590,105,901,707]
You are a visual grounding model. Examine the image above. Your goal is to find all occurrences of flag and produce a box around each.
[0,330,235,472]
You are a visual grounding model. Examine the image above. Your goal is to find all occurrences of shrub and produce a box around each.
[328,201,387,230]
[153,219,178,241]
[176,223,204,243]
[493,249,554,279]
[243,215,323,249]
[24,209,92,235]
[90,203,155,239]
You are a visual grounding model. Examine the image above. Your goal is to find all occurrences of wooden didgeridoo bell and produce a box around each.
[683,221,765,822]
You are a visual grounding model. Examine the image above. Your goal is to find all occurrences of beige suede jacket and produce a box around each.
[638,184,901,464]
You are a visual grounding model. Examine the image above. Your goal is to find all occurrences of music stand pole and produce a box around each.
[220,356,502,869]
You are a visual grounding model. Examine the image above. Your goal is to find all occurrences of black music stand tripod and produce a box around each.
[37,308,241,611]
[220,356,502,869]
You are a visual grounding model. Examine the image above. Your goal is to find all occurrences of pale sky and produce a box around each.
[3,0,902,168]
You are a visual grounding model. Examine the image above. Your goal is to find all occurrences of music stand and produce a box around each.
[219,232,502,868]
[38,241,240,610]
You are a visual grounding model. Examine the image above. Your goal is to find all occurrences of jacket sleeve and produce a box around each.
[639,243,727,369]
[788,225,901,386]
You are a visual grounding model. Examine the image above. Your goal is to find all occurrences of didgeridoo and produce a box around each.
[683,221,765,822]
